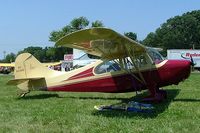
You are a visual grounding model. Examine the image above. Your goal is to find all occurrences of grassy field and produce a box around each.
[0,74,200,133]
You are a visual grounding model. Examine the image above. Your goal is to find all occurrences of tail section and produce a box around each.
[14,53,52,79]
[8,53,62,92]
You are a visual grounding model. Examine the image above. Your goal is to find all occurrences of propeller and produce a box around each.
[190,55,196,66]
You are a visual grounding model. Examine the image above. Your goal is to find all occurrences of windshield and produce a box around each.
[147,48,164,64]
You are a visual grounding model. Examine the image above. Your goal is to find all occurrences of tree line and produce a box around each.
[143,10,200,55]
[1,10,200,62]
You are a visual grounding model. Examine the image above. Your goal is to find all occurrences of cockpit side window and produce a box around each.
[94,60,121,74]
[95,54,152,75]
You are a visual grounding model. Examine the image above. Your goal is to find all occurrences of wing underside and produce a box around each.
[56,28,146,60]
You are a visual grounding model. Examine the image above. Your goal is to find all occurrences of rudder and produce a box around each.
[8,53,64,95]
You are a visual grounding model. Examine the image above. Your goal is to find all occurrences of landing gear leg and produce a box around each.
[142,83,167,102]
[157,89,167,99]
[19,90,30,98]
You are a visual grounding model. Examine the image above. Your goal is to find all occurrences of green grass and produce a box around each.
[0,74,200,133]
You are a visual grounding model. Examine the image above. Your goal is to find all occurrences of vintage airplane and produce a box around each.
[7,28,192,102]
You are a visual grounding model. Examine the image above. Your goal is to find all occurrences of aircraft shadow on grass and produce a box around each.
[92,89,180,118]
[173,98,200,102]
[18,89,185,118]
[19,93,129,101]
[18,93,60,100]
[18,89,200,103]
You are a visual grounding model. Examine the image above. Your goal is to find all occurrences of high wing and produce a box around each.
[0,63,15,67]
[56,28,146,60]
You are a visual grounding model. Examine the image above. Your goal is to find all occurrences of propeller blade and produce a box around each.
[190,55,196,66]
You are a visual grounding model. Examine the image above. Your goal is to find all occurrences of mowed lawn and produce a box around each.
[0,73,200,133]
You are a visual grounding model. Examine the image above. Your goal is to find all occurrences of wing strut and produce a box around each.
[98,41,146,86]
[124,44,146,85]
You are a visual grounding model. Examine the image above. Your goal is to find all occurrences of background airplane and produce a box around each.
[0,63,15,74]
[7,28,192,102]
[0,61,62,74]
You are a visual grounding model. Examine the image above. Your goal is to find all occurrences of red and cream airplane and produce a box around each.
[8,28,192,102]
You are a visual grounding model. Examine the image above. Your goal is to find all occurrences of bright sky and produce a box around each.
[0,0,200,59]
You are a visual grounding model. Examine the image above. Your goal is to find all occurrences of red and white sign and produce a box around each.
[185,53,200,57]
[64,54,73,61]
[167,49,200,68]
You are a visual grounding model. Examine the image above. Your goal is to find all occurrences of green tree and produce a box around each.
[70,16,89,30]
[49,16,90,42]
[49,16,104,42]
[91,20,104,27]
[46,47,56,61]
[143,10,200,55]
[124,32,137,41]
[18,46,45,61]
[4,53,16,62]
[18,46,42,55]
[49,17,104,60]
[17,46,72,62]
[49,31,66,42]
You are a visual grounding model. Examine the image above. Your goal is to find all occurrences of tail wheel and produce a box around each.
[18,90,30,98]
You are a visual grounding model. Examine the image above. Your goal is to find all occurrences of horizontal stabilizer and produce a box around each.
[7,77,44,85]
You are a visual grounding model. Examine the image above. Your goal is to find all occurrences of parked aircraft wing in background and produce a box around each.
[0,63,15,67]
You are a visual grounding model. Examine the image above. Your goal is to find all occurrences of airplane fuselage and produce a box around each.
[47,59,191,94]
